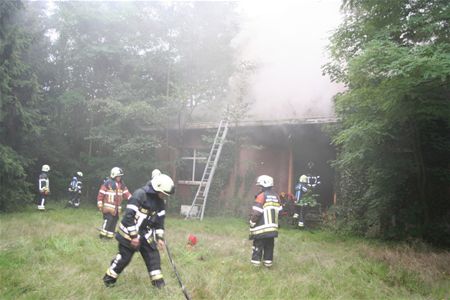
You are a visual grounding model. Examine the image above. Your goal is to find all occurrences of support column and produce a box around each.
[288,142,293,194]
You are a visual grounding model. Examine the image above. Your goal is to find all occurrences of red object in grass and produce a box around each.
[187,234,198,246]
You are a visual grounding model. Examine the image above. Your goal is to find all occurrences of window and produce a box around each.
[178,148,208,184]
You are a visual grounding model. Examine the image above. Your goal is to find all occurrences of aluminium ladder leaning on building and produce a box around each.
[185,119,229,220]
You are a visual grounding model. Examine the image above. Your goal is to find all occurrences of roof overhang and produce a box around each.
[184,117,339,130]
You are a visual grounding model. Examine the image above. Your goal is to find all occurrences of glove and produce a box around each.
[130,238,140,249]
[249,220,256,228]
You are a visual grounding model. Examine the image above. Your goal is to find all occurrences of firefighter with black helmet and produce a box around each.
[249,175,282,267]
[103,171,175,288]
[38,164,50,210]
[97,167,132,239]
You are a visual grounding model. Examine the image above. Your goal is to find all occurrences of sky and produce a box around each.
[234,0,344,120]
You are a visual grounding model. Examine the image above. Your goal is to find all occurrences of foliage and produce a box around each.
[0,1,46,210]
[324,0,450,245]
[0,144,33,210]
[44,1,238,195]
[0,1,239,209]
[298,193,319,207]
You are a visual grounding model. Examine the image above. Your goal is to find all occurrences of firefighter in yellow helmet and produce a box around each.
[293,175,309,227]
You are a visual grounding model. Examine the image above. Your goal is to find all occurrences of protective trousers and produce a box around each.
[106,240,163,282]
[293,205,305,227]
[251,237,274,267]
[100,213,119,238]
[69,192,80,207]
[37,195,46,210]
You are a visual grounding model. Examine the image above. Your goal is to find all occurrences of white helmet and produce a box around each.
[151,174,175,196]
[42,164,50,172]
[151,169,161,179]
[110,167,124,178]
[77,171,83,177]
[256,175,274,188]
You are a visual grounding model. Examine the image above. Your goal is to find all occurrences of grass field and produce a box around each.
[1,204,449,300]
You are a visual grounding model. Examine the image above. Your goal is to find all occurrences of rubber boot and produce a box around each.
[103,274,117,287]
[152,279,165,289]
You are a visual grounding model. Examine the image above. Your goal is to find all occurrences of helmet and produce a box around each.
[151,174,175,196]
[299,175,308,183]
[256,175,274,188]
[187,234,198,246]
[152,169,161,179]
[110,167,124,178]
[77,171,83,177]
[42,164,50,172]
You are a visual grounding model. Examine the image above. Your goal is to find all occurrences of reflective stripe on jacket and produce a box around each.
[97,178,131,215]
[249,190,281,239]
[116,186,165,246]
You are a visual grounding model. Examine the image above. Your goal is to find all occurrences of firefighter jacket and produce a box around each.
[294,182,308,205]
[97,178,131,216]
[249,189,282,240]
[116,185,166,247]
[39,172,49,195]
[69,176,82,194]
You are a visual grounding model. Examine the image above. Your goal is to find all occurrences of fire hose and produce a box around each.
[164,240,191,300]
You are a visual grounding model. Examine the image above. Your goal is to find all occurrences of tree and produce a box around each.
[324,0,450,245]
[40,2,239,198]
[0,1,44,210]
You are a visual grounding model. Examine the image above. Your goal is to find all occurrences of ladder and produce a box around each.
[186,120,229,220]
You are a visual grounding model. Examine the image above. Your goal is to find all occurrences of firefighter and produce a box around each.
[97,167,132,239]
[37,164,50,210]
[68,171,83,208]
[249,175,282,267]
[293,175,309,227]
[103,172,175,288]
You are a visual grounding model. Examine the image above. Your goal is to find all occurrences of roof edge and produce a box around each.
[185,117,339,129]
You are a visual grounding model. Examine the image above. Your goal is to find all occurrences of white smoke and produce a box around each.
[233,0,344,121]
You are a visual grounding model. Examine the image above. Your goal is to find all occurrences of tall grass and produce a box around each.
[1,204,449,299]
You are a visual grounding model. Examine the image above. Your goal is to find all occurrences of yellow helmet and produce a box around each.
[299,175,308,183]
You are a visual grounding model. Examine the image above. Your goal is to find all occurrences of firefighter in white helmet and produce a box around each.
[103,172,175,288]
[249,175,282,267]
[37,164,50,210]
[97,167,132,239]
[67,171,83,208]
